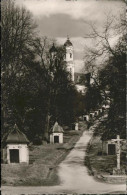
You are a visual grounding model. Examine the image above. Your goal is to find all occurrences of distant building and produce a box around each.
[74,72,90,85]
[50,122,64,144]
[49,38,91,94]
[75,84,86,94]
[74,72,91,94]
[49,43,57,59]
[103,140,116,155]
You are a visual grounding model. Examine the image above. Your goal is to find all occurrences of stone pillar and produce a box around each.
[75,123,79,131]
[116,135,120,170]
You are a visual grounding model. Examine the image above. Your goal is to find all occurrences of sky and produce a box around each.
[16,0,125,72]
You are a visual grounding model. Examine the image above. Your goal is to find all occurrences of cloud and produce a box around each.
[17,0,94,19]
[57,36,96,58]
[15,0,125,73]
[17,0,125,22]
[57,36,85,58]
[74,60,84,73]
[57,37,85,49]
[36,13,93,38]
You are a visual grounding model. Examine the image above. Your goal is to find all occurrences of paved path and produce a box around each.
[1,123,126,194]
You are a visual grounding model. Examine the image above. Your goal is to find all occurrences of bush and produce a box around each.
[33,136,42,145]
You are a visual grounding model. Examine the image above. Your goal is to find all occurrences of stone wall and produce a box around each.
[98,175,127,184]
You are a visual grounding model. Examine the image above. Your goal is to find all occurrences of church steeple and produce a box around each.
[64,36,73,47]
[64,37,74,81]
[49,43,57,58]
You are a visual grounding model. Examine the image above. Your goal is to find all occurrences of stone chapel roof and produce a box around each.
[51,122,64,133]
[64,38,73,47]
[49,43,57,53]
[6,124,29,144]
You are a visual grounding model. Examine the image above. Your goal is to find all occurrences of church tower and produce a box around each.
[64,37,75,81]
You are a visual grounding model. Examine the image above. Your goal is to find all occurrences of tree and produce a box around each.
[41,45,78,140]
[1,0,86,143]
[84,84,103,113]
[83,13,126,140]
[1,0,37,133]
[83,13,125,101]
[100,35,126,140]
[1,0,50,141]
[1,0,37,72]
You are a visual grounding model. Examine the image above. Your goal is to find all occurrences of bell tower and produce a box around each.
[64,37,75,81]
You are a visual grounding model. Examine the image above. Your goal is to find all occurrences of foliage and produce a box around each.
[45,46,79,128]
[84,14,126,140]
[1,0,82,142]
[83,84,103,114]
[1,0,38,137]
[100,36,126,140]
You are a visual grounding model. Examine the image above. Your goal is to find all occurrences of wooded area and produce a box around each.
[1,0,126,143]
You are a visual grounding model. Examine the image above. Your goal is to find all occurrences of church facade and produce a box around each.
[63,37,90,94]
[49,37,90,94]
[63,37,75,81]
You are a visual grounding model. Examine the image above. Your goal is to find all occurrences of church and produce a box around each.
[63,37,75,82]
[50,37,89,94]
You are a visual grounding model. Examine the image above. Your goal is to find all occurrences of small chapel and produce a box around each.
[2,124,29,164]
[50,122,64,144]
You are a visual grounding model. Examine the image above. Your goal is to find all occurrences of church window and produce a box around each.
[70,53,72,58]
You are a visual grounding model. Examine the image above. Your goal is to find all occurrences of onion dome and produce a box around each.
[51,122,64,133]
[49,43,57,53]
[6,124,29,144]
[64,37,73,47]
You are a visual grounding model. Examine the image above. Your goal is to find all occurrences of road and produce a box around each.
[1,122,126,194]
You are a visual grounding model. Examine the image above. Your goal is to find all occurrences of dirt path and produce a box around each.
[1,123,126,194]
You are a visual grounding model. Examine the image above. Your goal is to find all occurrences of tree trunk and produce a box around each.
[44,113,50,142]
[102,140,103,155]
[44,94,51,142]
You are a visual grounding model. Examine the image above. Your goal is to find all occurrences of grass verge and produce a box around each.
[85,119,126,183]
[2,121,87,186]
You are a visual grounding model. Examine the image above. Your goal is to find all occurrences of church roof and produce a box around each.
[49,43,57,53]
[74,72,91,85]
[64,38,73,47]
[51,122,64,133]
[6,124,29,144]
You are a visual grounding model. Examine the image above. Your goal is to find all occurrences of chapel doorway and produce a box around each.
[108,144,116,155]
[54,136,59,143]
[10,149,19,163]
[84,117,86,121]
[72,124,75,130]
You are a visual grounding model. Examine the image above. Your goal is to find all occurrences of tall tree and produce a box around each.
[99,35,126,140]
[83,13,125,101]
[1,0,38,135]
[1,0,86,143]
[83,13,126,140]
